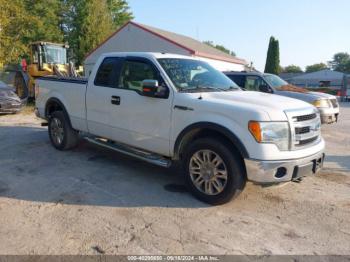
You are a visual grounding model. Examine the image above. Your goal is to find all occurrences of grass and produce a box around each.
[22,102,35,115]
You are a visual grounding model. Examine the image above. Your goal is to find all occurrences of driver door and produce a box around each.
[108,57,173,156]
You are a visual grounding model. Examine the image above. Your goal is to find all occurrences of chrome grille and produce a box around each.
[293,113,317,122]
[285,108,321,150]
[297,136,319,146]
[295,126,310,134]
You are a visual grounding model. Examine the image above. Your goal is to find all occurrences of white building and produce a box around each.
[284,69,345,90]
[84,21,247,76]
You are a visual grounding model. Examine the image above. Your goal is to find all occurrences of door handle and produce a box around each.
[111,96,120,105]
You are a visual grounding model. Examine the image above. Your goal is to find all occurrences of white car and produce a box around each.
[35,52,325,205]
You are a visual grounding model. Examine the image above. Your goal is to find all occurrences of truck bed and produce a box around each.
[36,75,88,132]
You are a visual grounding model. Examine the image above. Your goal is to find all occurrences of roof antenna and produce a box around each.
[198,92,203,100]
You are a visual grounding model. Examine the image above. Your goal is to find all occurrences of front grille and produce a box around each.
[286,109,321,150]
[293,113,317,122]
[296,136,319,146]
[330,99,338,108]
[295,126,310,134]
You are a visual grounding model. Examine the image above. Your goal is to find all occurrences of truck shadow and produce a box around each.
[323,155,350,173]
[0,125,208,208]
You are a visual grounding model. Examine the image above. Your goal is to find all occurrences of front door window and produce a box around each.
[245,76,265,91]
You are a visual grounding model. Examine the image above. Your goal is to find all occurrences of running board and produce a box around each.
[84,137,172,168]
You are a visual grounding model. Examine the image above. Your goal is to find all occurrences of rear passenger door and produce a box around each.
[86,57,124,138]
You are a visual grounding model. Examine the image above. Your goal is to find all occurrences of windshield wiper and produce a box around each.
[179,85,227,93]
[227,86,239,91]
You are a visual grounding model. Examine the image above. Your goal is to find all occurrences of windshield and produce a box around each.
[158,58,239,92]
[43,45,67,64]
[264,74,288,89]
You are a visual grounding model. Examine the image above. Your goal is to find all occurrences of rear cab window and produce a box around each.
[94,57,123,87]
[227,75,246,88]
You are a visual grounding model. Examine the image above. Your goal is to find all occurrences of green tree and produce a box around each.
[282,65,303,73]
[106,0,133,27]
[0,0,33,64]
[24,0,64,44]
[77,0,114,64]
[0,0,65,65]
[0,0,133,66]
[63,0,133,65]
[203,41,236,56]
[264,36,280,74]
[305,63,328,73]
[329,52,350,73]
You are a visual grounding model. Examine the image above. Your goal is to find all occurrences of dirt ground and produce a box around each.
[0,104,349,255]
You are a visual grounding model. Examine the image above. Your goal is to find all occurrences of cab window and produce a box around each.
[227,75,245,88]
[94,57,123,87]
[118,60,159,92]
[245,76,266,91]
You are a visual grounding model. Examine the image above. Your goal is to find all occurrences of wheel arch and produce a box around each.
[173,122,249,160]
[45,97,72,126]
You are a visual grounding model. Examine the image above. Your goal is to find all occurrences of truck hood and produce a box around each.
[199,91,313,120]
[275,90,336,103]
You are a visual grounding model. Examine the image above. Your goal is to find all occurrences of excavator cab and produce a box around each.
[26,42,81,98]
[28,42,69,78]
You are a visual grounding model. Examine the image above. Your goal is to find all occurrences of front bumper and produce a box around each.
[318,107,339,124]
[320,113,339,124]
[245,150,325,184]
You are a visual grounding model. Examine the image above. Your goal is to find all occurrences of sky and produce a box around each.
[127,0,350,71]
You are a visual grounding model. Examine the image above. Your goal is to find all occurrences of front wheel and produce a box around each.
[183,138,246,205]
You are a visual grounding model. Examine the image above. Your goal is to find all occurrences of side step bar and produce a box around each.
[84,137,172,168]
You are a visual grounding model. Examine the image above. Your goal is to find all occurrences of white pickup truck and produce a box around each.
[35,52,325,205]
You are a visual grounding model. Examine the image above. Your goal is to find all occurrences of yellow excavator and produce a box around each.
[26,41,83,97]
[1,42,82,100]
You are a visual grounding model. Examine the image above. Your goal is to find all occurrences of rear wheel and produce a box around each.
[48,111,79,150]
[183,138,246,205]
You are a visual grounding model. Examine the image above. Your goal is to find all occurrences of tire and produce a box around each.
[183,137,246,205]
[48,111,79,150]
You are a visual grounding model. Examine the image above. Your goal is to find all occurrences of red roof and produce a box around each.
[85,21,247,65]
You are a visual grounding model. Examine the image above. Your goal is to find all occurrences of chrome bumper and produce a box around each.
[244,151,325,184]
[318,107,339,124]
[320,113,338,124]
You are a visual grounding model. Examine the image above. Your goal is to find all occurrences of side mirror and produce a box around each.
[259,84,271,93]
[141,79,169,98]
[142,79,158,97]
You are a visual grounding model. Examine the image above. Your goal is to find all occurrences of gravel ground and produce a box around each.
[0,104,349,255]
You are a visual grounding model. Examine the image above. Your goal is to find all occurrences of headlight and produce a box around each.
[312,99,330,108]
[248,121,290,151]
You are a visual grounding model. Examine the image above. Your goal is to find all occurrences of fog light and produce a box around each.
[275,167,287,178]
